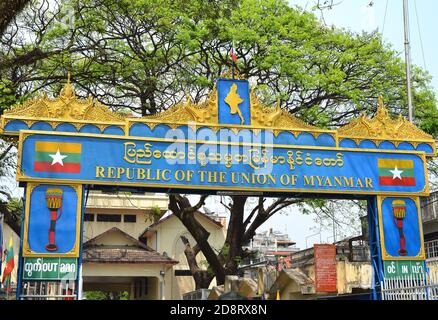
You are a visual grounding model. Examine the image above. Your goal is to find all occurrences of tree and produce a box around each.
[0,0,32,36]
[169,194,305,287]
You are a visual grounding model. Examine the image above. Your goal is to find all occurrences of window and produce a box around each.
[124,215,136,223]
[84,214,94,222]
[96,214,121,222]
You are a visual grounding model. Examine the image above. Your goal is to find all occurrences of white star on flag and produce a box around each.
[390,166,403,180]
[49,149,68,166]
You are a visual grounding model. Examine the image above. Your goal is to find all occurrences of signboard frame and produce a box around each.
[22,183,83,258]
[17,130,429,197]
[377,196,426,261]
[22,257,78,280]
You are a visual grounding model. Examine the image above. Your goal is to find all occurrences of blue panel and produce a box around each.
[30,122,53,131]
[56,123,77,132]
[417,143,433,154]
[295,132,317,146]
[130,123,150,137]
[196,127,218,142]
[79,125,101,134]
[21,132,428,195]
[217,79,251,125]
[27,185,79,255]
[339,139,358,149]
[273,131,297,145]
[316,134,336,147]
[103,126,124,136]
[381,197,422,258]
[4,120,29,132]
[150,124,171,138]
[397,142,415,151]
[359,140,377,149]
[378,141,396,150]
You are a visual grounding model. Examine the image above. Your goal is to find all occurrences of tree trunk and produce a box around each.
[224,196,247,275]
[0,0,31,36]
[180,236,214,289]
[168,194,226,285]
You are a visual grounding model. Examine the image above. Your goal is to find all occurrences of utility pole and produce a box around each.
[403,0,414,123]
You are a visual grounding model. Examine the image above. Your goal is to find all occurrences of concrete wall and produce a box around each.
[302,261,371,295]
[151,214,226,299]
[83,262,173,300]
[83,192,168,242]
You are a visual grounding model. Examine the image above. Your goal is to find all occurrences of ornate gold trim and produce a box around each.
[1,78,435,158]
[338,97,434,145]
[3,73,125,127]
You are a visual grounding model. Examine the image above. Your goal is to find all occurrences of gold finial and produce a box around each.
[220,69,245,80]
[376,96,388,119]
[276,98,280,108]
[60,72,75,99]
[186,94,192,105]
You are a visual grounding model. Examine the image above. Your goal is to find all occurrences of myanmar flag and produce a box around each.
[34,141,82,173]
[378,159,416,186]
[1,237,14,293]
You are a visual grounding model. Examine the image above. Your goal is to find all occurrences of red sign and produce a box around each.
[314,244,337,293]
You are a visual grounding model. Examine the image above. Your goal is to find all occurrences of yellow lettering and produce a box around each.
[267,174,276,185]
[198,170,206,182]
[280,174,290,186]
[126,168,134,180]
[186,170,194,182]
[208,171,218,183]
[231,172,239,184]
[137,168,145,180]
[356,178,364,188]
[95,166,105,178]
[333,176,342,187]
[116,167,125,179]
[304,175,315,186]
[175,170,185,181]
[343,176,354,188]
[162,170,171,181]
[107,167,116,179]
[241,173,250,184]
[290,175,298,186]
[365,178,374,189]
[324,177,333,187]
[315,176,323,186]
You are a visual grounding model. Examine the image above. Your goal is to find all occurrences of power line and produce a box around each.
[381,0,389,35]
[413,0,427,70]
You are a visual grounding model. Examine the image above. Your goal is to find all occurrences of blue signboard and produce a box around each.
[378,196,425,260]
[22,184,82,257]
[18,132,428,196]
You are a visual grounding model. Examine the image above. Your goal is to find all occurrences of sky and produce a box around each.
[2,0,437,251]
[290,0,438,94]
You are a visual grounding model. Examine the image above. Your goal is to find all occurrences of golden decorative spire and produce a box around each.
[60,71,75,99]
[338,96,433,145]
[2,73,125,124]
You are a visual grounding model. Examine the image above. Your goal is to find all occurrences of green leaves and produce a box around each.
[1,0,436,132]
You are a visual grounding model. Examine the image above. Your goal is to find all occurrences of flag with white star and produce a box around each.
[377,159,416,186]
[34,141,82,173]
